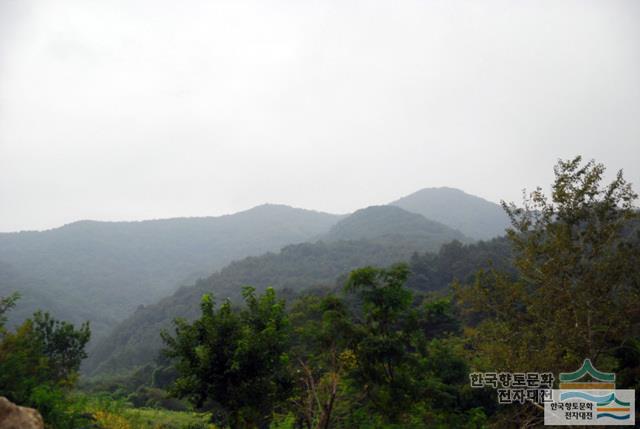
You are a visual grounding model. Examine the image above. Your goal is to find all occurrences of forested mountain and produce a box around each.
[85,239,417,374]
[0,189,506,351]
[86,236,511,376]
[0,260,93,330]
[391,187,509,240]
[0,204,341,341]
[320,205,469,249]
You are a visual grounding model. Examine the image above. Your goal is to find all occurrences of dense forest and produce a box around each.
[0,205,343,341]
[1,157,638,428]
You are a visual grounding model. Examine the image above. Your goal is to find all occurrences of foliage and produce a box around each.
[0,295,91,427]
[159,268,485,428]
[162,288,292,428]
[344,264,417,418]
[0,291,19,332]
[91,235,510,376]
[457,156,640,426]
[288,294,354,428]
[92,407,215,429]
[89,239,421,375]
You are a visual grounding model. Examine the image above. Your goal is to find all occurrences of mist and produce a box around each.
[1,0,639,232]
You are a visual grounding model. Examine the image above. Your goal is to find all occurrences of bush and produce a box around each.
[28,385,92,429]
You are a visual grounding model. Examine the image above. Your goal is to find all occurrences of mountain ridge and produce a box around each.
[391,187,510,240]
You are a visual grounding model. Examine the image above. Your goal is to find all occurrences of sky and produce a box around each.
[1,0,639,232]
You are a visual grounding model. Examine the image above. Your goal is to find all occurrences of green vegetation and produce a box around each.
[88,235,508,375]
[456,156,640,426]
[160,267,484,428]
[0,295,91,427]
[82,395,215,429]
[1,157,638,428]
[0,188,505,346]
[162,288,292,428]
[0,204,342,342]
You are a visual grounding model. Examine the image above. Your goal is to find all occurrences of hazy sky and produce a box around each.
[1,0,639,232]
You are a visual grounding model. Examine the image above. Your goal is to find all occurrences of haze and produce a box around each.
[1,0,639,232]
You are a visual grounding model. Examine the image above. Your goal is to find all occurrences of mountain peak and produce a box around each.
[320,205,467,251]
[390,188,509,240]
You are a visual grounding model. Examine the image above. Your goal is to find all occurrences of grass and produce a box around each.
[80,394,215,429]
[93,408,215,429]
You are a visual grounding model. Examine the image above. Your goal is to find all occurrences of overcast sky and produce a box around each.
[1,0,639,232]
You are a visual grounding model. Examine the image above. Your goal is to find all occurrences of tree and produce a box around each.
[343,264,486,427]
[162,287,291,428]
[289,294,354,429]
[31,311,91,385]
[0,307,90,404]
[0,292,19,334]
[457,156,640,425]
[343,263,419,419]
[0,295,91,428]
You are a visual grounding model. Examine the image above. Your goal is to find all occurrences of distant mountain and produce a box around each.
[0,188,510,347]
[0,204,341,341]
[84,206,476,375]
[390,187,510,240]
[321,205,469,250]
[85,239,417,375]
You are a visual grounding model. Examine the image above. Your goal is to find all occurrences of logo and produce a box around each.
[559,358,615,389]
[544,359,635,425]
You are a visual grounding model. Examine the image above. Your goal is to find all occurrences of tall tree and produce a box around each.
[289,294,354,429]
[344,263,419,419]
[457,156,640,425]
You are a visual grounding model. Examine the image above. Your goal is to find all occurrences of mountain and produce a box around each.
[85,239,417,375]
[390,187,510,240]
[0,204,341,341]
[86,233,513,376]
[85,206,474,374]
[321,205,469,250]
[0,260,93,330]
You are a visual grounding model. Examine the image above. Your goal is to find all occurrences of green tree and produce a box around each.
[31,311,91,385]
[457,156,640,425]
[343,265,486,427]
[0,296,91,428]
[0,292,20,333]
[162,287,292,428]
[343,263,420,419]
[289,294,354,429]
[0,309,90,404]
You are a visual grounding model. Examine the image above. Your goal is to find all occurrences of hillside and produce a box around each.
[0,204,341,340]
[86,234,512,376]
[321,205,469,249]
[86,205,468,374]
[391,187,510,240]
[0,260,93,330]
[85,239,418,374]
